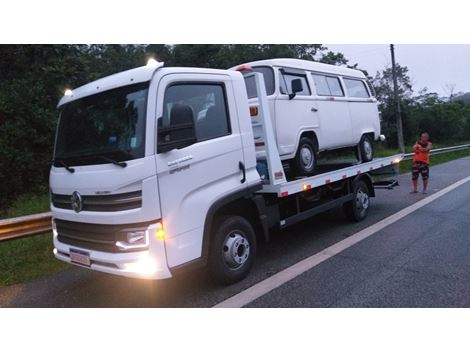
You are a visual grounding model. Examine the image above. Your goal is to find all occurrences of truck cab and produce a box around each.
[51,62,260,280]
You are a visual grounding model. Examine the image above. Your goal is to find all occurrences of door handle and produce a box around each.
[311,107,318,112]
[238,161,246,184]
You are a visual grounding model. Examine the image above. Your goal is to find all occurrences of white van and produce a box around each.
[234,59,383,175]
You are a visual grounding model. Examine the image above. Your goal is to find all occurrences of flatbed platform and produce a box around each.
[259,154,403,197]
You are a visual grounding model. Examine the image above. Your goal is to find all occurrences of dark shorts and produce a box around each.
[412,162,429,180]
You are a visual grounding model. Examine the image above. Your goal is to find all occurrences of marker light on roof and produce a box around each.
[146,58,159,67]
[64,89,73,96]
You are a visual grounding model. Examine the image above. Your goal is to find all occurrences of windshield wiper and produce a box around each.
[53,159,75,173]
[95,155,127,168]
[54,154,128,169]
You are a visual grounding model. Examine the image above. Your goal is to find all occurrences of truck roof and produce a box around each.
[239,58,366,79]
[58,64,241,107]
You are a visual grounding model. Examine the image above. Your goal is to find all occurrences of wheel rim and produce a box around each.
[355,188,370,217]
[222,231,250,269]
[300,145,314,170]
[363,139,373,160]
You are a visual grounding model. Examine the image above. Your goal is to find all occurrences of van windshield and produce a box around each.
[242,66,275,98]
[54,82,149,167]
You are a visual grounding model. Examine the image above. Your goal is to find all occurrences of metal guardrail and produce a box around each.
[1,144,469,242]
[403,144,470,160]
[0,212,51,242]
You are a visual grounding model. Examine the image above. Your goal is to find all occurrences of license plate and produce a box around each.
[70,248,91,267]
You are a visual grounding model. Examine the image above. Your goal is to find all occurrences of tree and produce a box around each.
[169,44,338,69]
[0,44,351,212]
[372,64,413,147]
[443,83,456,100]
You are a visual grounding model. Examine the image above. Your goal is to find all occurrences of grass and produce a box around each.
[0,192,69,287]
[2,193,50,219]
[321,140,470,175]
[372,141,470,174]
[0,233,69,287]
[398,148,470,174]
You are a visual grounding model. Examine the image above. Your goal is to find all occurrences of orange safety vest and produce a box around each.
[413,144,430,164]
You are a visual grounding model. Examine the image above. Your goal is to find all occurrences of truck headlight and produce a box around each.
[126,231,146,244]
[116,230,149,250]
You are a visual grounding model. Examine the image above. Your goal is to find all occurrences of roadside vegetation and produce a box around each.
[397,148,470,174]
[2,193,50,218]
[0,193,69,287]
[0,233,69,287]
[322,140,470,173]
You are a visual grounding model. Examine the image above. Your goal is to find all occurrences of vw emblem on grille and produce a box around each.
[71,191,83,213]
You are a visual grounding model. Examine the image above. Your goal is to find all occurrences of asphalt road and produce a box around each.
[1,156,470,308]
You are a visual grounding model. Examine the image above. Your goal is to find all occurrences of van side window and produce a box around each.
[344,78,370,98]
[280,71,311,96]
[326,77,344,96]
[159,83,230,151]
[312,74,344,97]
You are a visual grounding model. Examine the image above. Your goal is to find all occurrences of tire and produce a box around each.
[293,137,317,176]
[343,180,370,222]
[357,134,374,162]
[208,216,257,285]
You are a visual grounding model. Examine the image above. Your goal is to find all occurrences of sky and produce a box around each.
[326,44,470,97]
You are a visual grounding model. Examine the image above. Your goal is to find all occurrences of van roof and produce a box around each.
[239,58,366,79]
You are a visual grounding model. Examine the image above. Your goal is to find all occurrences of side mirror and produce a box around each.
[157,116,197,153]
[289,78,303,100]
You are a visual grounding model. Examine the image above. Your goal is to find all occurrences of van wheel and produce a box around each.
[293,137,317,176]
[357,135,374,162]
[208,216,257,285]
[343,180,370,222]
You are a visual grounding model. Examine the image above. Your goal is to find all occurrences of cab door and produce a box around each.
[154,72,247,268]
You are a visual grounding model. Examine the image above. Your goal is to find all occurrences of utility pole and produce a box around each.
[390,44,405,153]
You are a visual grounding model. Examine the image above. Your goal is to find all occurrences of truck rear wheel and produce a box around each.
[293,137,317,176]
[208,216,257,285]
[343,180,370,222]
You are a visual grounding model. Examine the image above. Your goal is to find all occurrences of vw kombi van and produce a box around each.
[235,59,382,175]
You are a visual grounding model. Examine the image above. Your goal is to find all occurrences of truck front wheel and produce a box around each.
[208,216,257,285]
[343,180,370,222]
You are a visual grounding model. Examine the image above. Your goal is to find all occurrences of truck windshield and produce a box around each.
[54,82,149,167]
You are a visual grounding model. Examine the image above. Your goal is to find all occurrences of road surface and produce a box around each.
[1,156,469,307]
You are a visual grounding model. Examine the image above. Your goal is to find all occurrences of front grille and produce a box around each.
[52,191,142,212]
[55,219,154,253]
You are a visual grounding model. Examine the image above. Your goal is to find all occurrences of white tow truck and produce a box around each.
[50,60,402,284]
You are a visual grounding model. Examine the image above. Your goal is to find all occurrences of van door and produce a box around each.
[275,69,319,158]
[154,73,246,268]
[311,74,354,149]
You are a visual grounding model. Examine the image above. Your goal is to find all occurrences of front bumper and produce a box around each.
[53,227,172,280]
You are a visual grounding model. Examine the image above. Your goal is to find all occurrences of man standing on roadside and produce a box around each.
[411,132,432,194]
